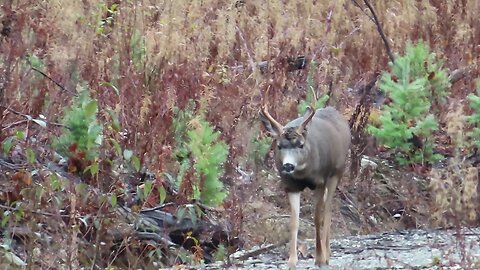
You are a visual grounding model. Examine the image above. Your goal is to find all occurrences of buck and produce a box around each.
[259,99,351,269]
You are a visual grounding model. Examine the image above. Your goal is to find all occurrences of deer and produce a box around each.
[259,96,351,269]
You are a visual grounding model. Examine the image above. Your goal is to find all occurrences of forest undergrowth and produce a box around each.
[0,0,479,268]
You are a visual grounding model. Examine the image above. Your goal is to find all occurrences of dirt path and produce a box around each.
[200,228,480,270]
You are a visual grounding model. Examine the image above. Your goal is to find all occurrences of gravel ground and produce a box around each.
[197,227,480,270]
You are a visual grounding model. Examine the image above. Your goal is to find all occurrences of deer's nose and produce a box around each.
[282,163,295,173]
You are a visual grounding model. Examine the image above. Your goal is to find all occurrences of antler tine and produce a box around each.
[261,88,284,134]
[298,88,318,132]
[311,88,317,104]
[298,106,315,132]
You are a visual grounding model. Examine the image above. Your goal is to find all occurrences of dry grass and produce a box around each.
[0,0,479,268]
[430,104,479,228]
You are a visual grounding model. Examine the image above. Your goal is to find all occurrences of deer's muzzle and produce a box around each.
[282,163,295,173]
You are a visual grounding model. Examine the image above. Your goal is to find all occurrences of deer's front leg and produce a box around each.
[314,175,339,268]
[287,192,301,268]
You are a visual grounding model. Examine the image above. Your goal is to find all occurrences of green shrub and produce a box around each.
[130,29,146,70]
[248,135,271,166]
[466,79,480,148]
[187,113,229,206]
[172,99,196,162]
[94,2,119,36]
[368,41,449,165]
[390,41,450,106]
[53,90,103,161]
[172,100,229,206]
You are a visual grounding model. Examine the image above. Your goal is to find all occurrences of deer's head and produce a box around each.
[259,103,315,175]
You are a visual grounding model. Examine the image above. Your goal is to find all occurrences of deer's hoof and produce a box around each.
[314,263,329,270]
[287,256,298,269]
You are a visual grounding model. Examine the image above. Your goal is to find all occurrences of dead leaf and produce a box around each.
[11,171,32,186]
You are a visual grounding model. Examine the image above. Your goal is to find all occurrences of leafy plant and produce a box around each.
[171,100,196,192]
[248,135,271,166]
[212,244,227,262]
[298,60,329,115]
[130,29,146,70]
[176,204,202,226]
[53,90,103,161]
[0,238,27,267]
[172,100,196,162]
[368,41,448,165]
[94,2,119,36]
[137,179,154,202]
[390,41,450,106]
[26,148,36,164]
[187,113,229,206]
[172,100,229,206]
[466,79,480,148]
[2,136,16,156]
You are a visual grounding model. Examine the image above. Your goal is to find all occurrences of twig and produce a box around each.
[352,0,395,63]
[351,0,374,21]
[26,57,75,95]
[139,202,175,212]
[363,0,395,63]
[134,231,178,246]
[0,105,30,118]
[141,201,224,214]
[91,215,104,270]
[193,201,225,212]
[339,243,425,254]
[0,104,68,129]
[235,26,257,75]
[0,158,28,170]
[2,119,27,130]
[232,243,282,261]
[0,204,70,218]
[68,186,79,270]
[325,5,335,34]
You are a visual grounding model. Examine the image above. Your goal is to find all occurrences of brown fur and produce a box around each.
[260,106,351,267]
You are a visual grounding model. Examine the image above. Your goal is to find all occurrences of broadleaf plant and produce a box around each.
[53,90,103,161]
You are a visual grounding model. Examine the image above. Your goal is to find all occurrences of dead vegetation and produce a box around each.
[0,0,479,268]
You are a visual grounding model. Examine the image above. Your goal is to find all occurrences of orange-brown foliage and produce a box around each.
[1,0,479,267]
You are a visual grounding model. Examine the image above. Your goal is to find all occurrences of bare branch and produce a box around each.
[0,104,67,129]
[232,243,281,261]
[351,0,374,21]
[0,204,69,218]
[352,0,395,63]
[1,119,28,131]
[363,0,395,63]
[235,26,257,74]
[26,57,76,95]
[0,158,28,170]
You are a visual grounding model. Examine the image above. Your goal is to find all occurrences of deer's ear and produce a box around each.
[259,110,282,137]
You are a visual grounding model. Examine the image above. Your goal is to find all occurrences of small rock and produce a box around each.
[360,156,377,170]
